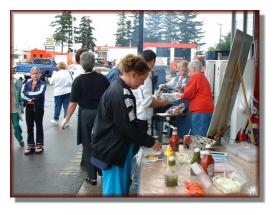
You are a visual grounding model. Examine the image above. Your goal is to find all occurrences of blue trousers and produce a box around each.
[191,113,213,137]
[102,144,134,196]
[54,93,70,120]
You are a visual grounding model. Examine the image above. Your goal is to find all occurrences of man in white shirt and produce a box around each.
[68,48,87,80]
[132,50,170,132]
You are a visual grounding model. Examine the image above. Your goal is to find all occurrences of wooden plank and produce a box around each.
[208,30,253,141]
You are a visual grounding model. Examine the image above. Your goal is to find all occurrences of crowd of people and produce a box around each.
[11,48,214,196]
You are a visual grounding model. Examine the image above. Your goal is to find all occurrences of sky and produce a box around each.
[13,11,233,52]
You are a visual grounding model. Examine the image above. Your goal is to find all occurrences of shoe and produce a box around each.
[19,140,24,147]
[51,119,59,126]
[64,123,69,127]
[35,144,44,154]
[85,176,97,185]
[24,145,35,155]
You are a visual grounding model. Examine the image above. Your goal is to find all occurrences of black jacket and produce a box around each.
[91,78,155,167]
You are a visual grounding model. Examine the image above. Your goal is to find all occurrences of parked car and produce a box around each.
[16,58,57,80]
[93,67,110,76]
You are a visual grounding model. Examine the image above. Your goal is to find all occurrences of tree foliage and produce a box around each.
[208,32,231,51]
[115,12,130,46]
[124,12,205,49]
[144,12,163,42]
[216,32,231,51]
[175,12,205,47]
[50,11,74,52]
[75,16,96,51]
[130,12,140,47]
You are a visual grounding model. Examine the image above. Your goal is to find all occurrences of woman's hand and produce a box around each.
[176,93,183,99]
[60,118,69,129]
[151,140,162,151]
[159,84,166,89]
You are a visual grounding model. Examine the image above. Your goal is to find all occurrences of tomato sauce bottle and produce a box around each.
[170,127,179,152]
[200,150,214,177]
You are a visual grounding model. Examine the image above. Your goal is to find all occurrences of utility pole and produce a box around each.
[71,15,75,52]
[137,11,144,54]
[217,23,223,42]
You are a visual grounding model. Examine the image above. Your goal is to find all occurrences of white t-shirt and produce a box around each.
[49,69,73,96]
[68,64,85,80]
[132,73,154,121]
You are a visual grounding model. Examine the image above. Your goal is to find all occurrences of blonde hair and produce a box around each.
[58,62,67,70]
[177,60,189,71]
[30,67,41,74]
[120,54,150,75]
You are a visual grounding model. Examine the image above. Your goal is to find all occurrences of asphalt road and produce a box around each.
[12,84,86,196]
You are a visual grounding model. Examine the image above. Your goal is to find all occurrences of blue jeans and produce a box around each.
[54,93,71,120]
[191,113,213,137]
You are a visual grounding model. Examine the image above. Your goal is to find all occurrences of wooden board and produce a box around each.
[207,30,253,141]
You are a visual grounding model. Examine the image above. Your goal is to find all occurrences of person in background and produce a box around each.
[159,60,192,137]
[67,48,87,169]
[106,58,121,83]
[60,51,110,185]
[67,48,87,80]
[49,62,73,126]
[90,54,162,196]
[132,49,170,133]
[21,67,46,155]
[177,60,214,137]
[160,60,189,92]
[11,75,24,147]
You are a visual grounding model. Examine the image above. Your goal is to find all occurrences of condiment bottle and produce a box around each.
[165,145,174,165]
[183,134,191,149]
[205,144,212,152]
[165,156,178,187]
[170,127,179,152]
[200,150,214,177]
[190,148,201,176]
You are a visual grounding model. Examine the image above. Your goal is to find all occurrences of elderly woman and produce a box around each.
[49,62,73,126]
[160,60,189,93]
[178,60,214,137]
[61,51,110,185]
[159,61,192,137]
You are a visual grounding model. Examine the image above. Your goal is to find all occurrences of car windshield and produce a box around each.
[33,59,51,65]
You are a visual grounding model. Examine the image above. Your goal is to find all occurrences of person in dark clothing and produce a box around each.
[91,54,162,196]
[61,51,110,185]
[21,67,46,155]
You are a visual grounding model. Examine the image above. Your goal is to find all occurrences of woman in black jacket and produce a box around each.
[91,54,162,196]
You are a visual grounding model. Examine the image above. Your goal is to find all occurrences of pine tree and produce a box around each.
[125,20,132,47]
[175,12,205,48]
[144,12,163,42]
[75,16,96,51]
[115,12,129,46]
[50,11,74,52]
[130,12,140,47]
[160,12,179,43]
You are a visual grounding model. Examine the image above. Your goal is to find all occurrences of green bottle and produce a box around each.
[165,157,178,187]
[190,148,201,176]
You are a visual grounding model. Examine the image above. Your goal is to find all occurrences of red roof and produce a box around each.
[144,42,197,49]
